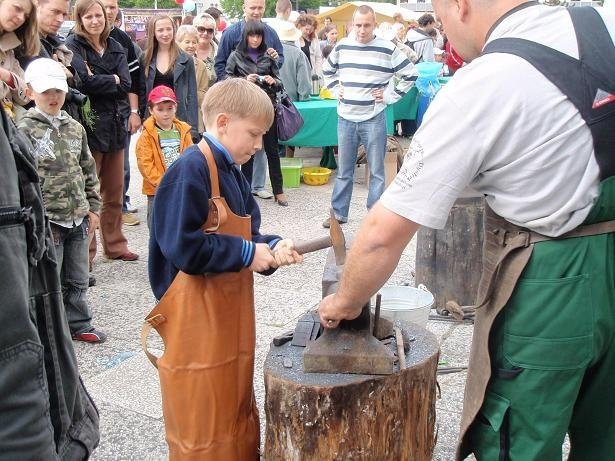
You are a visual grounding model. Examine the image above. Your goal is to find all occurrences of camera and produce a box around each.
[65,87,88,107]
[255,75,266,85]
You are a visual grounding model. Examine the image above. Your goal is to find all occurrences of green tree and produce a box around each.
[220,0,324,21]
[119,0,180,9]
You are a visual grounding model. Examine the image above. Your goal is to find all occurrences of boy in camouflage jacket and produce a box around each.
[19,58,106,343]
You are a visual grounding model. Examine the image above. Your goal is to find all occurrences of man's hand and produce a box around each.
[87,212,99,237]
[128,112,142,134]
[273,239,303,267]
[318,293,363,329]
[371,87,384,103]
[52,53,73,79]
[266,47,279,60]
[249,243,277,272]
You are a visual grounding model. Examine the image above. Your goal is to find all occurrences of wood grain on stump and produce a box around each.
[264,321,439,461]
[415,197,484,312]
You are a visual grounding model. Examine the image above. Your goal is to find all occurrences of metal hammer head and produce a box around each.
[329,208,346,265]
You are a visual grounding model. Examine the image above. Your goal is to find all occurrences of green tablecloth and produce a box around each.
[281,78,451,147]
[281,89,419,147]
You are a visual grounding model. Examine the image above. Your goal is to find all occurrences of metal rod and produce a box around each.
[394,327,406,370]
[373,293,382,336]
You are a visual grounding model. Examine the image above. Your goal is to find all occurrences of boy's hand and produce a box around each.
[87,212,99,237]
[273,239,303,267]
[249,243,277,272]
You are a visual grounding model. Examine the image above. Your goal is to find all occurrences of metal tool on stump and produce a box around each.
[302,239,396,375]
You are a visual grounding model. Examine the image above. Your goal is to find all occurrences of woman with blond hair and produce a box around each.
[176,24,210,133]
[143,14,199,142]
[0,0,39,118]
[295,13,323,77]
[66,0,138,263]
[193,13,217,89]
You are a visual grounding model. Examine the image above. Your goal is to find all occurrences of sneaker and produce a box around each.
[72,328,107,343]
[125,201,138,213]
[252,190,274,199]
[322,217,346,229]
[122,212,140,226]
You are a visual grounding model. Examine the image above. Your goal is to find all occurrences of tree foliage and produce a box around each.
[119,0,180,9]
[220,0,324,21]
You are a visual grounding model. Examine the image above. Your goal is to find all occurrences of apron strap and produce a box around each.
[197,139,229,232]
[141,314,167,368]
[198,139,221,198]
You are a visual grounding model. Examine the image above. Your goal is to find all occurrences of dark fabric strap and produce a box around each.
[483,7,615,179]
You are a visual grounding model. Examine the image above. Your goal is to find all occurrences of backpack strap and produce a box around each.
[483,7,615,180]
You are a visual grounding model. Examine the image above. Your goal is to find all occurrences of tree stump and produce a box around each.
[263,321,439,460]
[415,197,484,313]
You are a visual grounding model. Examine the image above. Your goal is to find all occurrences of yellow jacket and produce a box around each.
[136,116,193,196]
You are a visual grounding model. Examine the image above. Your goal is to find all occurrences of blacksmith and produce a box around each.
[319,0,615,459]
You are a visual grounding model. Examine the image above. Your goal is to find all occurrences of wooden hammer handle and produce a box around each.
[294,236,332,256]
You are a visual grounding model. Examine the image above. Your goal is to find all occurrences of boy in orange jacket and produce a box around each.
[136,85,193,227]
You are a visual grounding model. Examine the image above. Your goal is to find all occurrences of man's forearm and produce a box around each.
[336,203,419,314]
[128,93,139,111]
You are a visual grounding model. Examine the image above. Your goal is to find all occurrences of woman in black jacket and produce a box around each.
[225,21,288,206]
[66,0,138,263]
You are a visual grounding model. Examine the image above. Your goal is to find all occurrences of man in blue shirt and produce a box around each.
[215,0,285,80]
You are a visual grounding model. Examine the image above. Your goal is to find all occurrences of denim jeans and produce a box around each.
[251,150,267,192]
[50,220,93,335]
[331,110,387,221]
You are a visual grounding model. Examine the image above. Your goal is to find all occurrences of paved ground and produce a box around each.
[77,135,472,460]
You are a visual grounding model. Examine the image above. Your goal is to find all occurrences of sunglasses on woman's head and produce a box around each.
[197,26,215,34]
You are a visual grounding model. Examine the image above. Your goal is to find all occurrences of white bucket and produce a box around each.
[374,284,434,327]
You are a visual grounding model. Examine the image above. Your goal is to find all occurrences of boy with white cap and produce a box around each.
[18,58,106,343]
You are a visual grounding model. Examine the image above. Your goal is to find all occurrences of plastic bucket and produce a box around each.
[375,284,434,327]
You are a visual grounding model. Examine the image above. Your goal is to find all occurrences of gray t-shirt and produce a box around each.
[381,5,615,236]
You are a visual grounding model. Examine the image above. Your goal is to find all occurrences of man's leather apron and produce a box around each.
[141,141,259,460]
[456,206,615,459]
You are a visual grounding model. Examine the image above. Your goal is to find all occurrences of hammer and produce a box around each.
[292,209,346,265]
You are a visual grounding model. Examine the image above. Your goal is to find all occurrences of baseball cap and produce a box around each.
[24,58,68,93]
[148,85,177,104]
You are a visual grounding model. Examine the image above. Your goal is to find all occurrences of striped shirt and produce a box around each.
[323,36,417,122]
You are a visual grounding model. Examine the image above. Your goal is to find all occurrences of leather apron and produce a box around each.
[142,141,259,460]
[456,206,615,460]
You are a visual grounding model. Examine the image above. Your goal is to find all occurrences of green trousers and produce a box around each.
[469,178,615,460]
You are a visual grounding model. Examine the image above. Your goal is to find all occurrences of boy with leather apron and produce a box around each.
[142,78,302,460]
[318,2,615,460]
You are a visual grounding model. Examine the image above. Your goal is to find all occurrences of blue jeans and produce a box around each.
[50,220,93,335]
[251,149,267,192]
[331,110,387,220]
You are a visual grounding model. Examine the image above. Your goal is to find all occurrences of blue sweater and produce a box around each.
[215,19,284,80]
[149,139,280,300]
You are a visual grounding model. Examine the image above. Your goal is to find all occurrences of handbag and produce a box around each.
[275,92,304,141]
